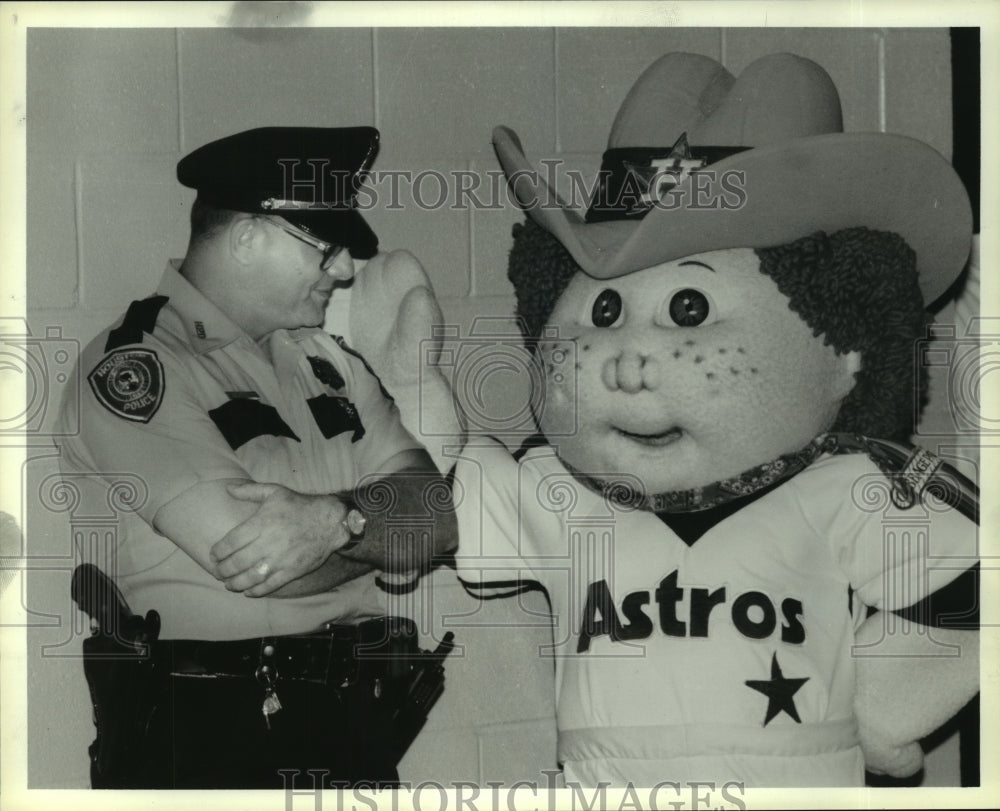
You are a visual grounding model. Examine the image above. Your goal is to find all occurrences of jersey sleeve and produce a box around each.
[815,454,979,612]
[58,339,250,526]
[452,438,553,599]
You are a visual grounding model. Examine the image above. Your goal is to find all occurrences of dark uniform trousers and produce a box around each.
[80,601,415,790]
[138,662,399,789]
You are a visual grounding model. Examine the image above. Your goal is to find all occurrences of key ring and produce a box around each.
[255,664,277,689]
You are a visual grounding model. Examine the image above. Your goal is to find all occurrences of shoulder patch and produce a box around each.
[88,348,165,423]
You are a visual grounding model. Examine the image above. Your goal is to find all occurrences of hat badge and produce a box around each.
[623,133,708,213]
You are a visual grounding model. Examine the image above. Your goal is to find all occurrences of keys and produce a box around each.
[257,661,282,730]
[262,687,283,730]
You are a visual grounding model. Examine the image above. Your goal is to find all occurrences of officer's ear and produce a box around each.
[229,214,263,267]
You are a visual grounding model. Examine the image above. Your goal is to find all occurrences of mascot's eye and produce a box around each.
[591,289,623,327]
[667,288,711,326]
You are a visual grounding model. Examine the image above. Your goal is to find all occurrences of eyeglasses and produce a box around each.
[263,217,346,270]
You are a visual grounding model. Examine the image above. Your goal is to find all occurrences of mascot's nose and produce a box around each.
[602,351,661,393]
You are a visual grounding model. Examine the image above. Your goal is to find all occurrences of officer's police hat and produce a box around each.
[177,126,380,259]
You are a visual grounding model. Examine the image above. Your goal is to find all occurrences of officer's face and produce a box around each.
[251,220,355,335]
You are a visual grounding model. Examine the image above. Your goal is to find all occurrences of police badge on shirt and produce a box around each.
[88,348,165,423]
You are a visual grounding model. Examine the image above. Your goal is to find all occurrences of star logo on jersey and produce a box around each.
[623,132,707,211]
[745,652,810,726]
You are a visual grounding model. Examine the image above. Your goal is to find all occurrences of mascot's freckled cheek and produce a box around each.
[672,341,760,388]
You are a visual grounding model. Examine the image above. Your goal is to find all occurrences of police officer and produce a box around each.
[56,127,457,789]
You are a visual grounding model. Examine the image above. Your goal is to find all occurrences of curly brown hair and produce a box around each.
[507,217,930,441]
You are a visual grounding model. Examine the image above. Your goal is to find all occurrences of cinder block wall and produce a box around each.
[23,27,963,788]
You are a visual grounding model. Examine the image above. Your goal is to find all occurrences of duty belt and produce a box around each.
[158,617,417,687]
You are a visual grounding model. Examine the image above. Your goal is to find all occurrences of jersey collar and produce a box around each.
[553,434,833,514]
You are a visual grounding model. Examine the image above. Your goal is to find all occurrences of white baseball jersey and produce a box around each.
[453,438,976,787]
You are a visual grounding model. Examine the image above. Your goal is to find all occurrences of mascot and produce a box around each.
[352,52,980,788]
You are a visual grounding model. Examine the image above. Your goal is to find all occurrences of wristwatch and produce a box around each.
[339,504,367,552]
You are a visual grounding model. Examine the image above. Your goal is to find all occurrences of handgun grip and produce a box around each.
[71,564,160,645]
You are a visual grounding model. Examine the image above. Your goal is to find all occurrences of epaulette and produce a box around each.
[104,295,169,352]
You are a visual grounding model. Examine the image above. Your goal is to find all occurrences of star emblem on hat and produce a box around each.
[745,652,810,726]
[624,132,707,209]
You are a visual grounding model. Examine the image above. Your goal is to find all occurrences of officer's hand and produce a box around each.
[210,482,346,597]
[349,249,445,390]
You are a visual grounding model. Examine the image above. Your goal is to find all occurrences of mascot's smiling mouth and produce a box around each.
[615,426,684,446]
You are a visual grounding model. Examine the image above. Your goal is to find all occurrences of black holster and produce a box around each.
[72,564,163,788]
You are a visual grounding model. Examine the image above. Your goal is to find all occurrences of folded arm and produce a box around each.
[151,477,365,595]
[201,447,457,597]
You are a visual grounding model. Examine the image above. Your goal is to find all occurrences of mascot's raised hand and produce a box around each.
[348,250,463,472]
[349,250,442,388]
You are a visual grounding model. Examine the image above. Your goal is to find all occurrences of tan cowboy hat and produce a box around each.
[493,52,972,305]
